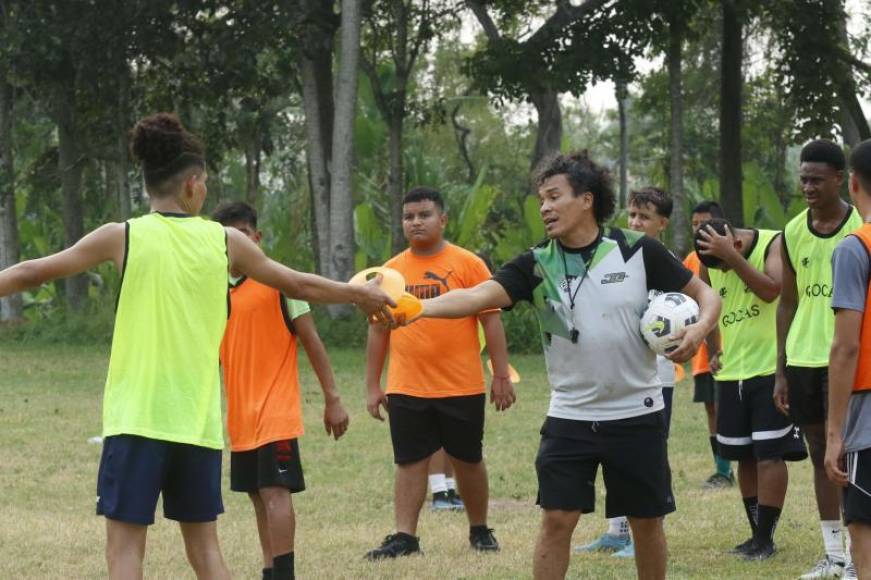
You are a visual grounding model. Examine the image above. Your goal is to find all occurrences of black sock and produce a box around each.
[754,505,781,545]
[742,496,758,536]
[262,568,273,580]
[272,552,294,580]
[470,525,489,536]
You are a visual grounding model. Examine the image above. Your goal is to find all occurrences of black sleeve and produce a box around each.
[641,237,693,293]
[492,250,539,307]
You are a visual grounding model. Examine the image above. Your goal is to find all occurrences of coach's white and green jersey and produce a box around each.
[493,227,692,421]
[708,229,779,381]
[783,206,861,367]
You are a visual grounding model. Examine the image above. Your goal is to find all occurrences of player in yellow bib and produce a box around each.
[0,113,393,580]
[776,140,860,578]
[695,219,807,561]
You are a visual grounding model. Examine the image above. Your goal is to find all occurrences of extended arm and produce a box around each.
[421,280,513,319]
[294,312,349,440]
[226,227,395,316]
[480,311,515,411]
[0,223,125,298]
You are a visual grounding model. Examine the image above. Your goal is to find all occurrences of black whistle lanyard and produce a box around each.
[559,235,601,344]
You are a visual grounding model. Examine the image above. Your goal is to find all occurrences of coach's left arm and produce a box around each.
[667,276,722,364]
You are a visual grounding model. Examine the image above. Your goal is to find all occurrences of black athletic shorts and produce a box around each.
[230,439,306,494]
[535,412,675,518]
[96,435,223,525]
[845,447,871,526]
[785,365,828,426]
[716,374,808,462]
[387,393,485,465]
[693,372,717,404]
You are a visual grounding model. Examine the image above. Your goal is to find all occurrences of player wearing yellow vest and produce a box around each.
[776,140,860,578]
[695,219,807,562]
[827,139,871,579]
[214,201,348,580]
[686,200,734,489]
[0,113,394,580]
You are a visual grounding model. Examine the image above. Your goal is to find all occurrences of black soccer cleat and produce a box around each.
[470,527,500,552]
[742,541,776,561]
[728,537,755,555]
[365,533,422,560]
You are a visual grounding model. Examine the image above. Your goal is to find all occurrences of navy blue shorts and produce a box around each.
[96,434,224,525]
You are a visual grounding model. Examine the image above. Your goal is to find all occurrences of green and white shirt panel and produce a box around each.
[493,227,692,421]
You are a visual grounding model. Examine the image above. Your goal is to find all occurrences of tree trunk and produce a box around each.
[388,114,405,255]
[616,80,629,209]
[530,90,563,172]
[0,67,22,321]
[57,95,88,311]
[719,0,744,226]
[116,69,131,220]
[835,4,870,146]
[667,13,689,256]
[298,0,336,277]
[327,0,362,317]
[451,102,476,184]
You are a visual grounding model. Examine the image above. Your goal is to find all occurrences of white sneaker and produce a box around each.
[799,557,845,579]
[843,562,857,580]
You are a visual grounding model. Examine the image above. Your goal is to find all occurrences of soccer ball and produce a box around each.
[640,292,700,355]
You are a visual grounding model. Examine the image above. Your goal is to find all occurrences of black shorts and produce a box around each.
[785,366,828,425]
[716,374,808,462]
[845,448,871,526]
[230,439,306,494]
[96,435,224,525]
[535,413,675,518]
[387,393,485,465]
[693,372,717,404]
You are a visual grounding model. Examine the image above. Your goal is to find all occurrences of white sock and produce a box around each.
[821,520,845,562]
[846,528,853,565]
[429,473,447,494]
[445,477,457,491]
[607,516,630,536]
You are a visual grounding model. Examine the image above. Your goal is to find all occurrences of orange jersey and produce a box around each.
[220,278,303,451]
[683,251,711,376]
[850,225,871,392]
[385,243,491,398]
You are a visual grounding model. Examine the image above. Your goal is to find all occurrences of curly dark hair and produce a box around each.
[130,113,205,195]
[534,150,616,224]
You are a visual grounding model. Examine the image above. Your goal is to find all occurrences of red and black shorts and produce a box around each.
[230,439,306,494]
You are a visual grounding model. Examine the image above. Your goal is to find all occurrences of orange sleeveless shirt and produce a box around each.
[849,225,871,392]
[683,251,711,376]
[220,278,303,451]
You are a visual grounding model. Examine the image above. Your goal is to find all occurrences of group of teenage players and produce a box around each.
[0,111,870,580]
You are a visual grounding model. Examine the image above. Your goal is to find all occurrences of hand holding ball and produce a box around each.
[640,292,700,356]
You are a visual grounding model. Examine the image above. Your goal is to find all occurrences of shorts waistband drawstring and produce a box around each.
[738,380,744,401]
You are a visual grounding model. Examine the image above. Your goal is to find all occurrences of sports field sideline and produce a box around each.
[0,343,823,579]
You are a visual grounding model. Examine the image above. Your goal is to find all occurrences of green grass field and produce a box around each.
[0,344,829,579]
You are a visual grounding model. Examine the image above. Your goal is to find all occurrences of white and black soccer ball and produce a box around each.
[640,292,700,356]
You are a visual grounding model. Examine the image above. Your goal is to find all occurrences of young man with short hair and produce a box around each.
[826,138,871,580]
[214,201,350,580]
[401,151,721,580]
[364,186,514,559]
[684,201,734,489]
[695,219,808,561]
[776,140,860,579]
